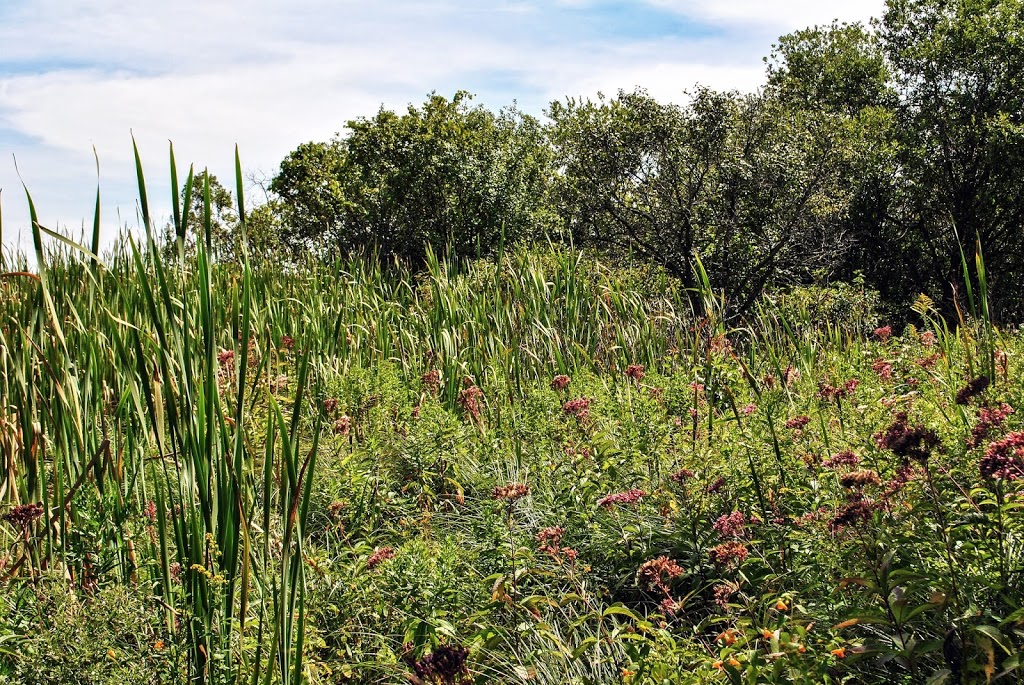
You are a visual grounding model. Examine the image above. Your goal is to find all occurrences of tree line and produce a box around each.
[184,0,1024,321]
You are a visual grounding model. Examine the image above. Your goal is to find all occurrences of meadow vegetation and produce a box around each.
[4,0,1024,682]
[0,150,1023,683]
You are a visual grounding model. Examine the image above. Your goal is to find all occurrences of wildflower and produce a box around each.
[550,374,570,391]
[775,599,789,611]
[597,488,646,509]
[709,541,748,569]
[874,325,892,342]
[955,375,991,405]
[405,643,471,685]
[980,432,1024,481]
[322,397,339,413]
[875,412,942,463]
[707,477,727,494]
[884,460,918,497]
[636,556,685,593]
[144,500,158,523]
[740,403,757,416]
[872,359,894,381]
[458,385,484,422]
[713,583,737,610]
[786,415,812,430]
[332,416,351,436]
[367,546,395,570]
[968,403,1015,448]
[717,628,739,645]
[712,660,724,670]
[713,511,746,539]
[536,526,570,559]
[783,365,801,387]
[690,381,705,393]
[1,502,43,530]
[280,335,295,350]
[493,483,531,501]
[154,640,164,650]
[916,352,940,369]
[920,331,937,346]
[818,380,859,401]
[762,629,774,639]
[421,369,442,394]
[217,349,235,365]
[562,397,591,420]
[710,335,733,356]
[727,657,741,668]
[839,470,882,488]
[829,497,876,533]
[625,364,645,381]
[822,450,860,469]
[797,643,806,653]
[830,647,846,659]
[269,374,289,393]
[762,373,776,389]
[670,468,695,484]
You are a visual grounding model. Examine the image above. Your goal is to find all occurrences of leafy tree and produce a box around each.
[548,88,861,316]
[881,0,1024,318]
[766,21,896,115]
[271,92,557,263]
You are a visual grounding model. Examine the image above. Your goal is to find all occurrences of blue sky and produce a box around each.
[0,0,882,255]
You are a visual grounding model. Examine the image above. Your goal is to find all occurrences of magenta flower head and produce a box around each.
[597,488,646,509]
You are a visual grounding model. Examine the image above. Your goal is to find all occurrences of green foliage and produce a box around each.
[547,88,861,317]
[0,578,184,685]
[271,91,557,262]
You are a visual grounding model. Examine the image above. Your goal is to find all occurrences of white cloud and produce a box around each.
[647,0,885,30]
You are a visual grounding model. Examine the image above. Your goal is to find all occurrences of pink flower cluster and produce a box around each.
[818,379,860,401]
[785,415,812,430]
[874,325,893,342]
[550,374,571,391]
[709,541,748,568]
[562,397,592,420]
[367,546,395,570]
[597,488,646,509]
[713,511,746,539]
[626,364,646,381]
[458,385,484,421]
[822,450,860,469]
[981,432,1024,481]
[872,359,894,381]
[968,404,1015,448]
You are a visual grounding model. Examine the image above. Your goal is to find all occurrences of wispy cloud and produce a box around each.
[0,0,882,253]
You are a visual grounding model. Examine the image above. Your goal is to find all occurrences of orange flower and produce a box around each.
[775,599,789,611]
[831,647,846,659]
[797,643,806,653]
[716,628,739,645]
[762,629,774,639]
[154,640,165,650]
[712,660,724,670]
[727,657,741,668]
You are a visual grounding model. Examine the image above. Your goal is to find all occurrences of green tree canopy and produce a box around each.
[548,88,863,316]
[271,92,557,263]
